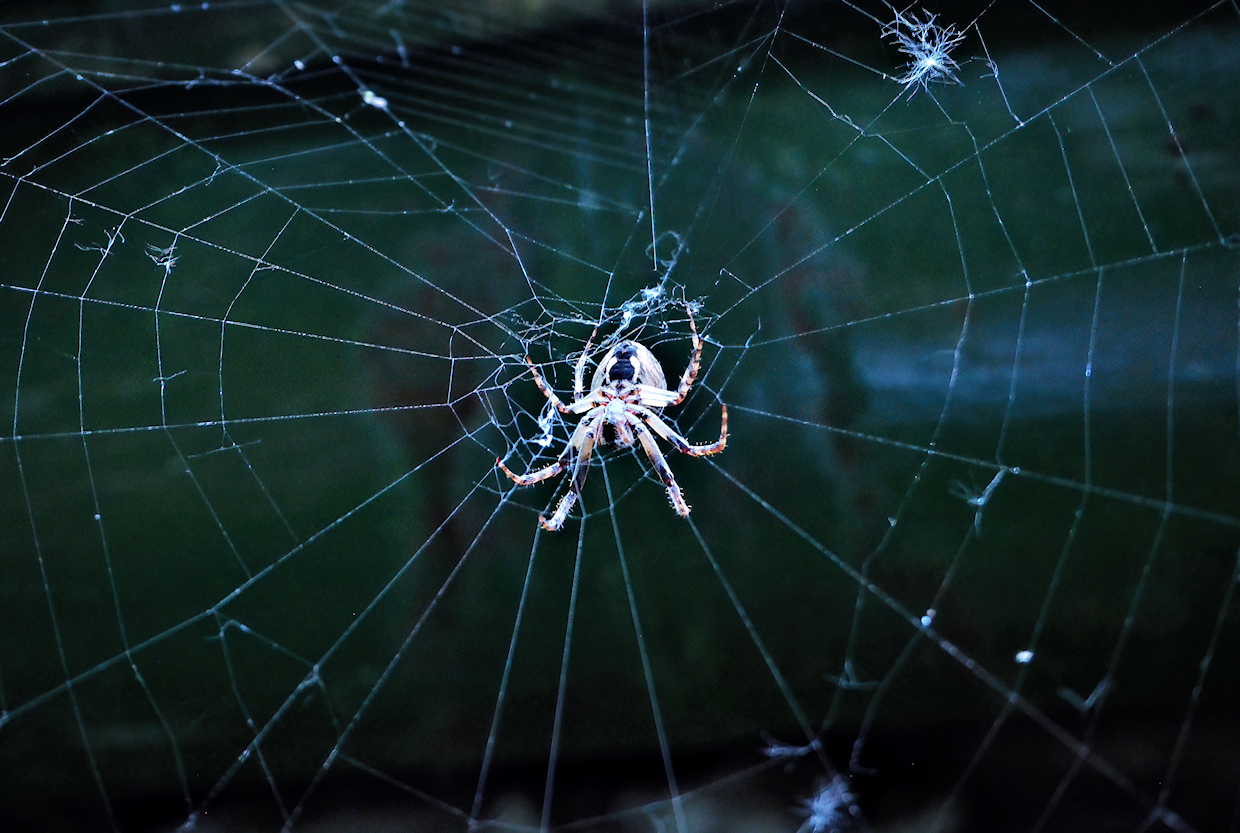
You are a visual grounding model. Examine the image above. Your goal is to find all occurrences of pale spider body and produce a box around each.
[498,305,727,531]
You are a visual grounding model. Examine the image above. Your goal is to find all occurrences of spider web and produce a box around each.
[1,1,1238,831]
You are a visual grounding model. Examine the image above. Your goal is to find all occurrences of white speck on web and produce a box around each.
[883,8,966,96]
[798,776,854,833]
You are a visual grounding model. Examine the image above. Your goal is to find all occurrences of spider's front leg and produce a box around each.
[527,354,610,416]
[573,324,600,401]
[524,355,574,414]
[666,302,705,408]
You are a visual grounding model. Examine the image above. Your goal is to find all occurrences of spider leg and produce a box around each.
[629,413,691,517]
[539,412,601,531]
[526,354,608,416]
[565,390,609,415]
[666,302,704,408]
[525,355,573,414]
[573,324,600,401]
[497,452,569,486]
[637,403,728,457]
[498,411,585,484]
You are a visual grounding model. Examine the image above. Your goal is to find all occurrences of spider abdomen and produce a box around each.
[590,341,667,391]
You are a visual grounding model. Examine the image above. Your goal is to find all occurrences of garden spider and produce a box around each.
[497,304,728,531]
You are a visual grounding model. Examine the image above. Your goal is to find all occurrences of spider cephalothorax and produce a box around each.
[498,304,728,531]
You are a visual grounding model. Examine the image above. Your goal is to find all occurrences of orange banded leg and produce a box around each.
[667,303,704,407]
[639,404,728,457]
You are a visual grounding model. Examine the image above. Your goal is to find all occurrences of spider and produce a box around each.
[497,304,728,531]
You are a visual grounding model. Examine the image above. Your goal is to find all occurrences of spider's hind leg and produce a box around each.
[497,454,568,486]
[538,414,600,531]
